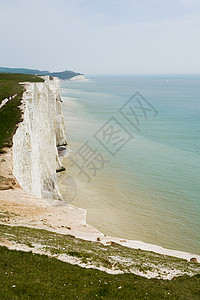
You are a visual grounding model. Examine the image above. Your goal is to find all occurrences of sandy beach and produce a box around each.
[1,149,200,265]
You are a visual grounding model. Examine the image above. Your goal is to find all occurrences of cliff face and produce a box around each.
[12,76,67,201]
[68,75,85,81]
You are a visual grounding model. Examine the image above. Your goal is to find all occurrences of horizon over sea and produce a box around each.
[59,74,200,255]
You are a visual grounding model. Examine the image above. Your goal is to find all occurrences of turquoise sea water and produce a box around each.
[60,75,200,255]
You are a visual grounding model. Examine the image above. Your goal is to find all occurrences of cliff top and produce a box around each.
[0,73,44,150]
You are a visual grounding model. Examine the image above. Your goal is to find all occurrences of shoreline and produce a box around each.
[0,146,199,264]
[61,81,200,262]
[0,77,199,279]
[0,187,200,263]
[0,147,199,282]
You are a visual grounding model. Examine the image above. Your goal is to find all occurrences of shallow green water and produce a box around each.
[60,75,200,254]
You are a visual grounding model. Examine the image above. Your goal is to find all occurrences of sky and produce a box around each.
[0,0,200,74]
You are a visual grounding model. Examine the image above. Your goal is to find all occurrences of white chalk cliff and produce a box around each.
[68,75,85,81]
[12,76,67,201]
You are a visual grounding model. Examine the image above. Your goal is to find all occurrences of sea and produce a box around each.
[59,75,200,255]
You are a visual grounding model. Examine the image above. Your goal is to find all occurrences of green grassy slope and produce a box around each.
[0,246,200,300]
[1,224,199,279]
[0,73,44,150]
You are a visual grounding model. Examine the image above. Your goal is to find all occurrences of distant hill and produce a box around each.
[0,67,83,80]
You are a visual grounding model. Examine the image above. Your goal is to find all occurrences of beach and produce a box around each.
[1,148,200,266]
[0,74,200,282]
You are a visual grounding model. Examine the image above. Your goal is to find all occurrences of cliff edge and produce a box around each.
[12,76,67,201]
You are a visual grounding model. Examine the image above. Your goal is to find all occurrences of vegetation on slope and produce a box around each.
[0,224,199,280]
[0,73,44,150]
[0,246,200,300]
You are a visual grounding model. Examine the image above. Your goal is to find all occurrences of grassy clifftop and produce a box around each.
[0,73,44,150]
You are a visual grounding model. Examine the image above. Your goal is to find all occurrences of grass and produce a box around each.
[0,246,200,300]
[0,224,199,279]
[0,73,44,150]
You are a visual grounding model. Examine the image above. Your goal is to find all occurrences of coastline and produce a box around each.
[0,76,199,281]
[60,76,200,256]
[0,149,199,263]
